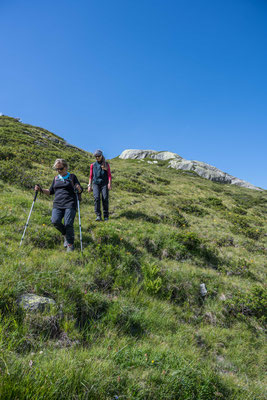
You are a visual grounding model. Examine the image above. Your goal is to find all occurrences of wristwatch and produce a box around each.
[87,184,91,187]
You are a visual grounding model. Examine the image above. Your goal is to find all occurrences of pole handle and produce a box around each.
[34,190,38,201]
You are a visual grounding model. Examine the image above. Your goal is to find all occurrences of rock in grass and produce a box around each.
[18,294,56,313]
[200,283,208,297]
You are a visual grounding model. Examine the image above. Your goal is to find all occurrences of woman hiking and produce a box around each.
[88,150,112,221]
[35,159,82,252]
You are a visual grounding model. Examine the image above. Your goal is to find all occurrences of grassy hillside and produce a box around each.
[0,116,266,400]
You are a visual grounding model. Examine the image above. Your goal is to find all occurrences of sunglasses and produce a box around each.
[56,167,64,171]
[95,155,102,158]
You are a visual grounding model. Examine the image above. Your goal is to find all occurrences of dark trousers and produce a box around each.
[51,208,76,245]
[93,184,109,218]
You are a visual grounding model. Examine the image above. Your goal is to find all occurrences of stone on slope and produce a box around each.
[18,293,56,313]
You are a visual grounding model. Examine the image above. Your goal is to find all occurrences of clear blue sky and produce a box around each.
[1,0,266,188]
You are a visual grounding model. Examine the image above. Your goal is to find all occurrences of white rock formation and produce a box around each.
[168,159,261,190]
[119,149,182,161]
[119,149,262,190]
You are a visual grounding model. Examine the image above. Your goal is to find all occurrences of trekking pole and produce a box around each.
[76,192,83,253]
[20,190,38,247]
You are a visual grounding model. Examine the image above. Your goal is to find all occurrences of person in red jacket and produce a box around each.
[87,150,112,221]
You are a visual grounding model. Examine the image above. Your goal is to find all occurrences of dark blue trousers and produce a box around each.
[93,184,109,218]
[51,208,76,245]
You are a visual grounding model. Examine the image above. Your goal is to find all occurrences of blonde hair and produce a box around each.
[53,159,68,169]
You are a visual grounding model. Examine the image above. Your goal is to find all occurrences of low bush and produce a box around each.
[230,224,263,240]
[142,230,221,267]
[225,285,267,324]
[25,227,61,249]
[199,196,226,210]
[231,192,267,209]
[177,199,209,217]
[220,258,256,279]
[76,291,110,329]
[119,210,160,224]
[216,236,235,247]
[168,209,189,227]
[108,302,145,336]
[0,212,18,225]
[231,206,247,215]
[115,177,148,193]
[141,262,165,295]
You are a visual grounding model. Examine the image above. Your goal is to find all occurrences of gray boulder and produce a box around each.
[119,149,158,159]
[18,294,56,313]
[119,149,182,161]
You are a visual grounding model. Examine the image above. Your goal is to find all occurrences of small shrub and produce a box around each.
[199,196,226,210]
[0,212,18,225]
[0,159,35,188]
[142,263,164,295]
[216,236,235,247]
[169,281,193,305]
[231,193,267,209]
[230,225,263,240]
[115,178,146,193]
[90,244,122,275]
[76,291,109,328]
[226,213,264,240]
[177,199,209,217]
[120,210,160,224]
[169,209,189,227]
[232,206,247,215]
[225,285,267,323]
[221,258,255,279]
[109,302,145,336]
[25,227,61,249]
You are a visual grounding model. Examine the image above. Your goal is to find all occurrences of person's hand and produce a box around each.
[108,182,112,190]
[75,184,82,193]
[88,185,92,193]
[34,184,41,192]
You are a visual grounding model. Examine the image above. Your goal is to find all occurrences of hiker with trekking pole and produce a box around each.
[87,150,112,221]
[33,158,83,252]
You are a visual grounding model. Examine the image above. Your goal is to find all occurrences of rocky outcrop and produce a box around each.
[119,149,182,161]
[119,149,262,190]
[169,159,261,190]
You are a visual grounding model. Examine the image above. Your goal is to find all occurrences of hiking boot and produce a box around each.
[67,244,74,252]
[95,216,101,222]
[63,236,68,248]
[104,217,109,221]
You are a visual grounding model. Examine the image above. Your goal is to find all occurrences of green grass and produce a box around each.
[0,116,266,399]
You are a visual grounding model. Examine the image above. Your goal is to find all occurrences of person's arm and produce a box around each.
[107,164,112,190]
[34,185,50,195]
[73,174,82,193]
[88,164,93,192]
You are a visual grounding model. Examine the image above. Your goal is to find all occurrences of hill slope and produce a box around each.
[0,116,266,399]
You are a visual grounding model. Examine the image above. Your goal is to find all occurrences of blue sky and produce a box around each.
[0,0,266,188]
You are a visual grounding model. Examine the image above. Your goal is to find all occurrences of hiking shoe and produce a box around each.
[104,217,109,221]
[95,216,101,222]
[67,244,74,252]
[63,236,68,248]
